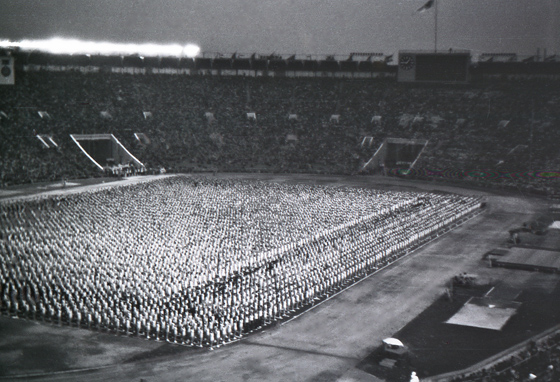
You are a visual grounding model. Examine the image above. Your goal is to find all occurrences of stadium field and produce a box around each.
[0,173,548,382]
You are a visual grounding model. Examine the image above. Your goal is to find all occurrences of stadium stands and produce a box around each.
[1,70,559,194]
[0,176,481,347]
[450,332,560,382]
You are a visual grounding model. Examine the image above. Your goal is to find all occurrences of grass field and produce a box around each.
[0,173,553,382]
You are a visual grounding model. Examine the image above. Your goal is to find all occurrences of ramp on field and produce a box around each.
[446,297,521,330]
[491,247,560,273]
[362,137,428,173]
[70,134,144,171]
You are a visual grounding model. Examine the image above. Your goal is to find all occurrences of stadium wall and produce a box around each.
[8,49,559,79]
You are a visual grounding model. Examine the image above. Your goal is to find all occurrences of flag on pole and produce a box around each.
[416,0,435,13]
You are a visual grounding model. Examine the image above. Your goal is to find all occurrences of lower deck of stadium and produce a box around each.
[0,175,482,348]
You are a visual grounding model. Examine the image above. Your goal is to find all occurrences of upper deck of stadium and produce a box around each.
[0,50,559,196]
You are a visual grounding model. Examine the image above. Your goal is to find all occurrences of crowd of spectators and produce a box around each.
[451,333,560,382]
[1,70,559,193]
[0,176,481,347]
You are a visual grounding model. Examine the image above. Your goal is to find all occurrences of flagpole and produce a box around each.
[434,0,438,52]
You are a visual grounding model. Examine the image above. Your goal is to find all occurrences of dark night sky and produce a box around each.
[1,0,558,57]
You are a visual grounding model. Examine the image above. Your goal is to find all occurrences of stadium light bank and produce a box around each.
[0,37,201,58]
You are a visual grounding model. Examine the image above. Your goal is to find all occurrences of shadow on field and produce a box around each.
[357,276,560,380]
[124,342,200,364]
[242,340,359,361]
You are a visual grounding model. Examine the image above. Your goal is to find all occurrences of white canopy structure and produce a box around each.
[549,221,560,229]
[383,338,404,347]
[383,337,407,356]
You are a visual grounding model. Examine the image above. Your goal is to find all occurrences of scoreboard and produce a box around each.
[397,51,470,83]
[0,57,15,85]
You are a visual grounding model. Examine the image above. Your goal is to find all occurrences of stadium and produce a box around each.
[1,1,560,381]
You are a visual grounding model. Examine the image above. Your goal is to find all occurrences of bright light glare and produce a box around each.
[0,38,200,58]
